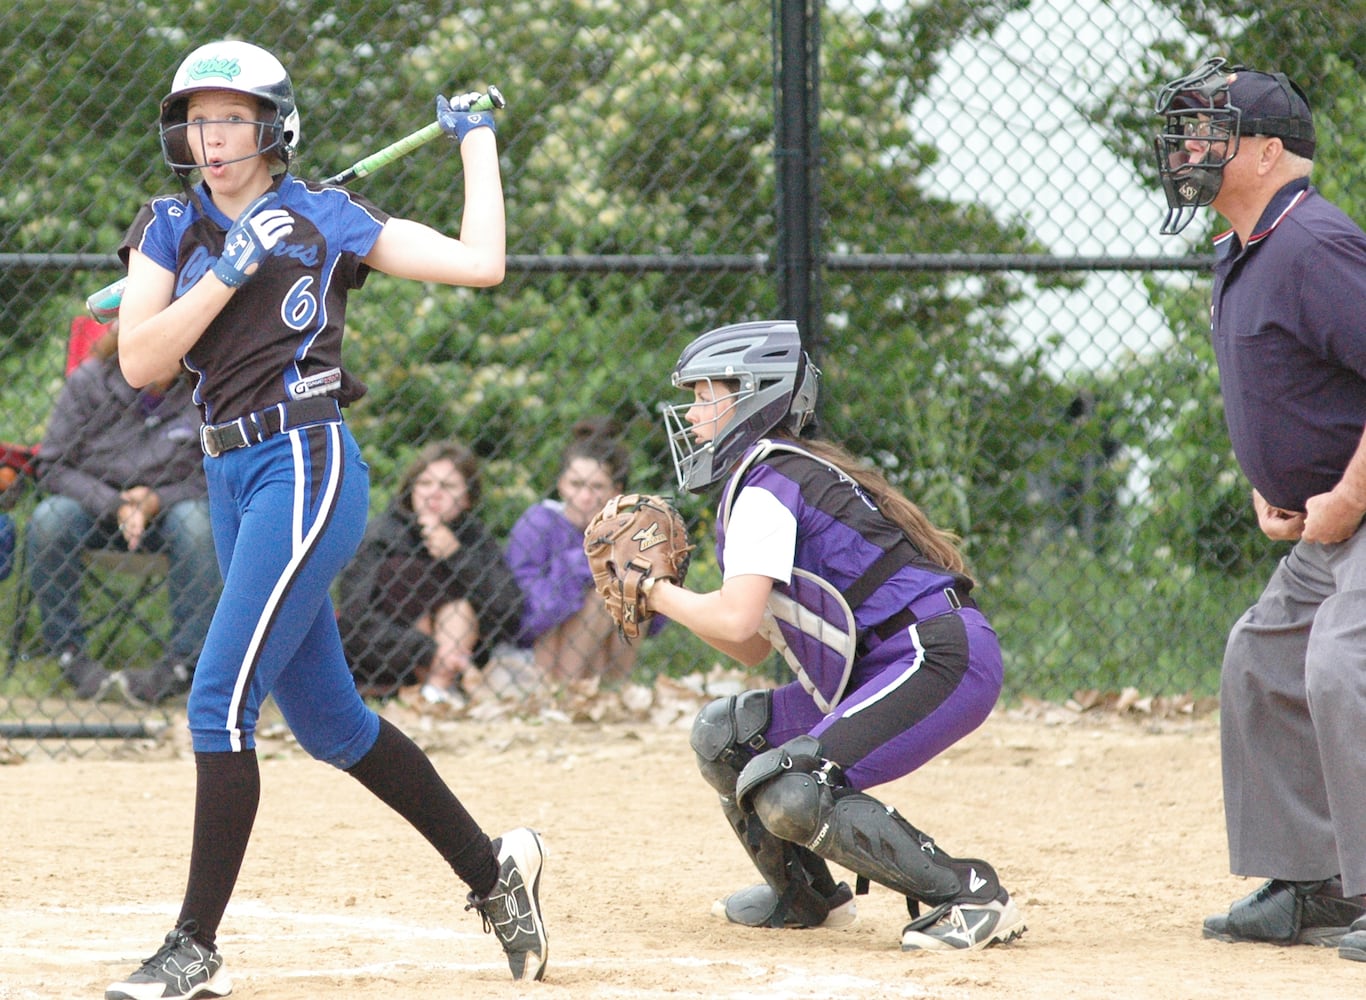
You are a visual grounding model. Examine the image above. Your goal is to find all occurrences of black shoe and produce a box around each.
[466,828,548,981]
[58,648,115,700]
[1203,878,1366,946]
[121,657,193,706]
[106,920,231,999]
[1341,914,1366,962]
[901,889,1028,952]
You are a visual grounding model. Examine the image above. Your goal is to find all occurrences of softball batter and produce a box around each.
[647,320,1025,951]
[106,40,546,998]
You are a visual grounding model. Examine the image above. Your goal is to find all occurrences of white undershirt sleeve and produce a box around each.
[722,486,797,584]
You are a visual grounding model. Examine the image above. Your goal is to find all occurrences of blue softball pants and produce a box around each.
[188,420,379,766]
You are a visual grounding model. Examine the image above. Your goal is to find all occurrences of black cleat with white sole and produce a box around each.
[900,890,1026,952]
[105,920,231,1000]
[466,827,549,981]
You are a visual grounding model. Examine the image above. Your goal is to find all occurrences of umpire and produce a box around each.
[1153,58,1366,958]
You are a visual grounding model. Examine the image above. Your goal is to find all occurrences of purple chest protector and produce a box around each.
[721,440,856,713]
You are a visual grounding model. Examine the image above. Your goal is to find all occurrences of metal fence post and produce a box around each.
[773,0,823,383]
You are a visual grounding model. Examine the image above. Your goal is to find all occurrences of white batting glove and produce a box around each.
[213,193,295,288]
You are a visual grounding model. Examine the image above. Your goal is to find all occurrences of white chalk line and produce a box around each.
[0,900,938,999]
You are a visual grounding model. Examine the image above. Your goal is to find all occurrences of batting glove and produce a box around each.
[437,93,496,144]
[213,192,295,288]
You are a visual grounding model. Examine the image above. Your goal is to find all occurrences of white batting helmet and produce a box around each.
[159,40,301,176]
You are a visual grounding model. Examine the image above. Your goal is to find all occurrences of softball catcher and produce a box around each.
[593,319,1025,951]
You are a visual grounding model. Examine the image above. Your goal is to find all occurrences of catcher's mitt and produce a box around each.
[583,493,692,640]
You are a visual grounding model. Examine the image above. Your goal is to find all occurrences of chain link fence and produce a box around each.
[1,1,1362,754]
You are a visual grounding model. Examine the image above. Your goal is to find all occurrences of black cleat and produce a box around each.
[466,827,548,981]
[106,921,230,1000]
[1203,878,1366,947]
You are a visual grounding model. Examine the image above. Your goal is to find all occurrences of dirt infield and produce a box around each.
[0,693,1356,1000]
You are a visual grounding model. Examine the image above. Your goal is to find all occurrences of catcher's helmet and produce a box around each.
[662,319,820,494]
[1153,57,1315,235]
[160,40,301,177]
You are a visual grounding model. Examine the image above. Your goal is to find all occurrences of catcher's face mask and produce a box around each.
[662,378,746,494]
[662,319,816,494]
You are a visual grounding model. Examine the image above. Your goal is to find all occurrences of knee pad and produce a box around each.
[162,498,214,548]
[748,769,827,845]
[734,734,837,843]
[690,690,773,796]
[734,734,830,806]
[28,495,85,546]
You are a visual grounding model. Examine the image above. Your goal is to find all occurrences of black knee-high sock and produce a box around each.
[347,716,499,896]
[177,750,260,949]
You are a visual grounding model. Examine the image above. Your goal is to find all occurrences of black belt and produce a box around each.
[200,397,342,458]
[869,587,975,644]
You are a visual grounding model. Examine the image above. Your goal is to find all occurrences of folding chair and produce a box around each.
[3,319,172,679]
[65,315,109,376]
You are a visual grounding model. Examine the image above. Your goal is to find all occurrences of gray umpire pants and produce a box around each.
[1220,526,1366,897]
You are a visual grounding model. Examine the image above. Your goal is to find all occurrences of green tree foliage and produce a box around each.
[2,1,1158,693]
[1,0,1086,507]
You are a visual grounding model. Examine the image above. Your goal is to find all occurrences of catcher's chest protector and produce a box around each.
[719,441,863,710]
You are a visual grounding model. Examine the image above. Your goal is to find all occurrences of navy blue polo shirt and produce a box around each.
[1211,179,1366,512]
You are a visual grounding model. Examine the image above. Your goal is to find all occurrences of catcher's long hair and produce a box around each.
[775,424,970,580]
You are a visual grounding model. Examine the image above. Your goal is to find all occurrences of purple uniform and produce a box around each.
[718,440,1004,789]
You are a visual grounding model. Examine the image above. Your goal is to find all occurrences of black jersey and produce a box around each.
[121,174,390,423]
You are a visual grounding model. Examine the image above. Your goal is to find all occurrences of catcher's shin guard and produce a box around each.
[737,736,999,908]
[691,694,841,928]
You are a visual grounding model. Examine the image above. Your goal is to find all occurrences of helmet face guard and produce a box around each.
[159,40,301,177]
[1153,58,1241,235]
[160,117,286,176]
[661,376,747,494]
[661,319,820,493]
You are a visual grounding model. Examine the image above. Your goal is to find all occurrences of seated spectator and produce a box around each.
[27,319,218,702]
[338,439,523,708]
[506,418,659,684]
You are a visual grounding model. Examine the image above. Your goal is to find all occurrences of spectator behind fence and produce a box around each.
[505,418,660,684]
[27,319,218,702]
[339,439,523,708]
